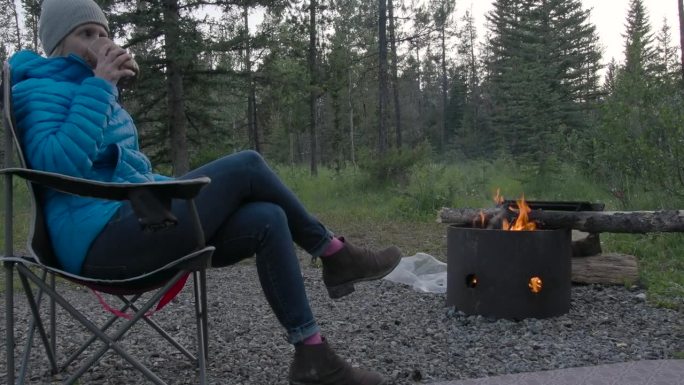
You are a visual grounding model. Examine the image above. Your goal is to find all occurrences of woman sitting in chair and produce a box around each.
[8,0,402,383]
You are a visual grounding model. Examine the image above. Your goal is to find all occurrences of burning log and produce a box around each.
[571,253,639,285]
[438,207,684,234]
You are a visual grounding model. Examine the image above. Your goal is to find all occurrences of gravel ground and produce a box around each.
[0,263,682,385]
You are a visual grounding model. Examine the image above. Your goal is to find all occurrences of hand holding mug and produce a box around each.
[86,38,138,87]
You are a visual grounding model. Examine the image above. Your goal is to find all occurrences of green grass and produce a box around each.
[2,160,682,310]
[0,178,32,253]
[602,233,684,309]
[0,178,32,293]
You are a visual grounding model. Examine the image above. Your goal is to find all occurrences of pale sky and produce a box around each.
[464,0,681,66]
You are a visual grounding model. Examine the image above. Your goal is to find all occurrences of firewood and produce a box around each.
[438,207,684,233]
[572,230,602,257]
[571,253,639,285]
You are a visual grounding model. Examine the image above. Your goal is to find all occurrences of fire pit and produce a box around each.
[445,197,586,320]
[446,225,571,320]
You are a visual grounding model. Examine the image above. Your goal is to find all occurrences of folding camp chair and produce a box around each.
[1,60,215,384]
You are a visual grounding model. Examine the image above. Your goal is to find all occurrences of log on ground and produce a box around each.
[571,253,639,285]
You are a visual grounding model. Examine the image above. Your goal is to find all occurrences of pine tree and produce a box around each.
[593,0,683,198]
[484,0,601,164]
[622,0,656,79]
[430,0,455,152]
[388,0,402,149]
[678,0,684,81]
[0,0,22,53]
[20,0,40,52]
[654,19,679,83]
[486,0,548,160]
[603,58,619,95]
[378,0,389,154]
[455,10,491,157]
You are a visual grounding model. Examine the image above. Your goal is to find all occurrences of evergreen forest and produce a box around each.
[0,0,680,184]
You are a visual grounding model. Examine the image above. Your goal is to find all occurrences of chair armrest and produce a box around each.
[1,167,211,231]
[0,168,210,200]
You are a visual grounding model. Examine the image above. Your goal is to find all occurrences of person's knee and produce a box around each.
[237,149,265,167]
[252,202,287,228]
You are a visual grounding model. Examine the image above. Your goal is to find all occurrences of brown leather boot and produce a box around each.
[321,237,402,299]
[289,340,386,385]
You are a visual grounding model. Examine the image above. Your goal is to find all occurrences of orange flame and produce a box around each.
[479,210,486,228]
[529,276,543,293]
[494,188,504,205]
[503,194,537,231]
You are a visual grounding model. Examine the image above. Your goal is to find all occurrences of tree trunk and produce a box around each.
[440,25,448,151]
[378,0,389,154]
[289,131,295,166]
[10,0,22,50]
[466,12,480,133]
[438,207,684,233]
[388,0,402,149]
[308,0,318,176]
[348,69,356,167]
[162,0,189,176]
[288,111,295,166]
[679,0,684,81]
[244,5,260,153]
[414,43,422,136]
[22,0,40,52]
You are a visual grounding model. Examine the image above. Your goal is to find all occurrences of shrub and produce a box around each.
[357,142,432,185]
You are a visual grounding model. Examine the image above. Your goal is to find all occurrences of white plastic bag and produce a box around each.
[383,253,447,293]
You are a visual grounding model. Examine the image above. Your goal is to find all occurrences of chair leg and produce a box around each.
[16,264,179,385]
[50,273,56,359]
[193,270,208,385]
[19,270,53,384]
[200,269,209,359]
[17,271,59,374]
[5,261,16,385]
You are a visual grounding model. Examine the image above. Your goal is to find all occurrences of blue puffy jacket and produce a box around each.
[9,50,170,274]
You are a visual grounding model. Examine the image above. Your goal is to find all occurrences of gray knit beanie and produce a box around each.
[39,0,110,56]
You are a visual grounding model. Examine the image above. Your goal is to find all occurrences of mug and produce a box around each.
[86,37,139,87]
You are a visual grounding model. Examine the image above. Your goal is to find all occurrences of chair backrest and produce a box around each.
[2,60,61,268]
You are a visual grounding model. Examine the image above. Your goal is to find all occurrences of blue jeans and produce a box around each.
[82,150,331,344]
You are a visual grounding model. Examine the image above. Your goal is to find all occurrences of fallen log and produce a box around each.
[571,253,639,285]
[438,207,684,233]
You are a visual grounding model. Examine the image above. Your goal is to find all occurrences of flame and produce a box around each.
[478,189,538,231]
[503,194,537,231]
[529,276,543,293]
[494,188,504,205]
[467,274,478,288]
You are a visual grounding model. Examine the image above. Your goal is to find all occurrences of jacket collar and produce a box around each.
[9,50,94,86]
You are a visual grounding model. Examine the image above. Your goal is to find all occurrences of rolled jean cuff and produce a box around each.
[287,320,321,345]
[307,229,334,259]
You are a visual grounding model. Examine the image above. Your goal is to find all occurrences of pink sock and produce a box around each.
[321,237,344,257]
[303,332,323,345]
